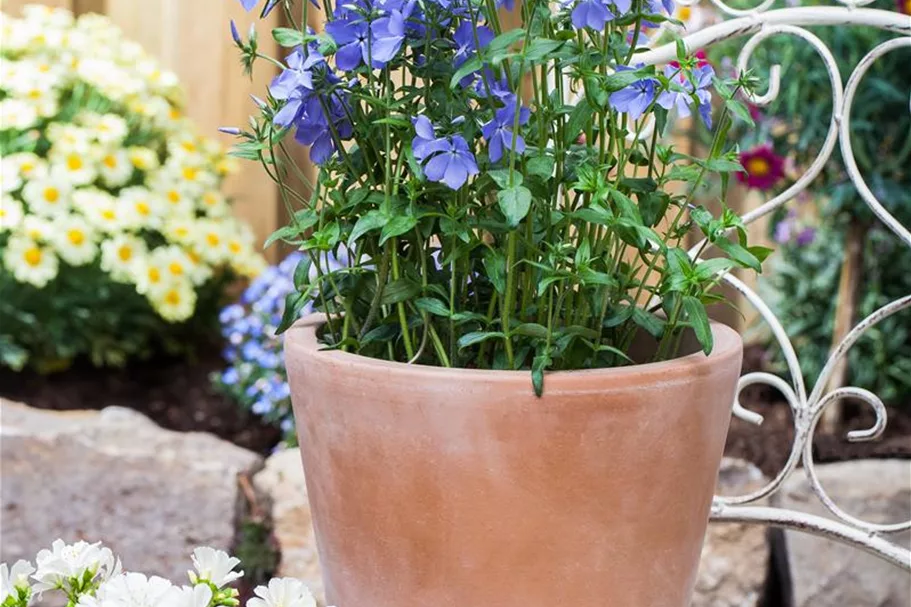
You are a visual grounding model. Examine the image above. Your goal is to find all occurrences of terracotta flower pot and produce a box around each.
[286,315,743,607]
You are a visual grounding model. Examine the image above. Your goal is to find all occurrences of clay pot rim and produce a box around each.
[287,314,743,392]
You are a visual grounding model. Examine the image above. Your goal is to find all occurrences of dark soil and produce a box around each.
[0,344,908,470]
[0,351,282,456]
[724,345,911,478]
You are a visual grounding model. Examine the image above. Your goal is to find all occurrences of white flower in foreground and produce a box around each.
[170,583,213,607]
[188,547,242,589]
[32,540,119,594]
[76,572,178,607]
[247,578,317,607]
[1,559,35,601]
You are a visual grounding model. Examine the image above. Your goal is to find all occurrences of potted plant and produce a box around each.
[229,0,768,605]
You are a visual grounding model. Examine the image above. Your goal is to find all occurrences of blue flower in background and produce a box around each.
[646,0,675,14]
[609,68,658,120]
[215,251,348,445]
[326,0,413,70]
[481,99,530,164]
[571,0,614,30]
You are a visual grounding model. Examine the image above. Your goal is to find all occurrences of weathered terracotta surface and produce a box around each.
[286,316,743,607]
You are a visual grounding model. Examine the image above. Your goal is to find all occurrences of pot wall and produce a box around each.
[286,316,743,607]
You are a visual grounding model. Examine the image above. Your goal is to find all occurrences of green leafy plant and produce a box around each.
[710,0,911,405]
[229,0,770,394]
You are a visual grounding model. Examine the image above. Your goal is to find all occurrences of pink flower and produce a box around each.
[737,144,786,190]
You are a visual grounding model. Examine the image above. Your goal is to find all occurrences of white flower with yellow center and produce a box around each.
[0,99,39,130]
[98,149,134,188]
[153,245,197,284]
[136,60,180,90]
[132,250,169,296]
[120,186,162,228]
[161,217,195,245]
[22,4,75,28]
[81,113,129,146]
[101,235,147,283]
[4,235,59,288]
[4,152,48,187]
[22,216,54,242]
[167,136,206,165]
[50,150,98,187]
[154,181,195,217]
[1,197,24,231]
[17,84,59,118]
[52,214,98,266]
[127,147,160,172]
[0,159,23,194]
[148,277,196,322]
[47,123,93,153]
[22,178,72,217]
[200,190,229,216]
[192,219,232,265]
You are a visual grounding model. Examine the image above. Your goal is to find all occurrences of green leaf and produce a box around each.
[632,307,665,338]
[293,255,313,290]
[483,248,507,294]
[716,237,762,272]
[497,185,532,228]
[489,169,521,189]
[379,278,421,305]
[450,56,482,89]
[264,225,301,249]
[276,290,312,333]
[379,215,418,245]
[683,295,713,355]
[487,28,526,56]
[272,28,305,47]
[726,98,756,126]
[415,297,451,318]
[694,257,737,281]
[524,39,563,63]
[532,352,551,397]
[526,155,554,179]
[564,100,594,145]
[702,157,744,173]
[675,36,687,62]
[604,67,652,92]
[348,210,386,245]
[458,331,507,349]
[511,323,549,339]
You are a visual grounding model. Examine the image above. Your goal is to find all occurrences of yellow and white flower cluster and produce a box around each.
[0,5,265,323]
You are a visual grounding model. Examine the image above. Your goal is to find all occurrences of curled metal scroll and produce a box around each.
[639,5,911,570]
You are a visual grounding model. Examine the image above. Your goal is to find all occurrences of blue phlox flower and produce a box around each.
[481,99,530,163]
[571,0,615,31]
[252,399,274,415]
[692,64,714,127]
[656,64,694,117]
[647,0,675,14]
[496,0,517,11]
[293,91,354,164]
[422,134,479,190]
[453,20,494,68]
[609,67,658,120]
[219,303,245,325]
[239,0,277,15]
[222,367,241,385]
[412,115,451,162]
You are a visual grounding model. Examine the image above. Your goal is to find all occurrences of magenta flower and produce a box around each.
[899,0,911,15]
[737,144,785,191]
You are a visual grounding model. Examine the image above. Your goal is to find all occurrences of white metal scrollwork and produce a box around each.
[639,3,911,571]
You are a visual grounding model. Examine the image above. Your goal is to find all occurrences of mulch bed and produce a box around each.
[0,351,282,456]
[0,344,908,471]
